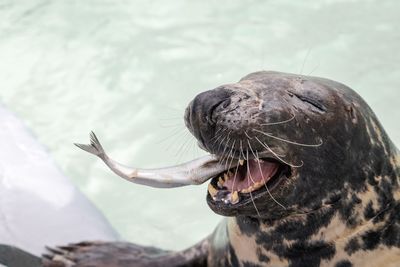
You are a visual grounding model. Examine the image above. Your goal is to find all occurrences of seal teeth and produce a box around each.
[240,181,264,193]
[230,191,239,204]
[208,183,218,198]
[239,160,244,166]
[217,177,224,188]
[223,173,229,181]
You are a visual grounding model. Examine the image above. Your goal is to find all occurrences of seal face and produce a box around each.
[185,71,371,218]
[184,71,400,266]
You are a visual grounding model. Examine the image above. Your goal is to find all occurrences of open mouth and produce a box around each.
[207,159,287,205]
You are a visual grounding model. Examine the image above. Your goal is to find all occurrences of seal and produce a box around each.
[2,71,399,267]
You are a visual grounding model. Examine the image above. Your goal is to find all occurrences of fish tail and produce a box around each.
[74,131,107,159]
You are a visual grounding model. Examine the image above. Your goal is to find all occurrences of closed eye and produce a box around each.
[292,92,327,113]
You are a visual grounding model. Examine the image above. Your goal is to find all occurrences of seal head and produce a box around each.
[185,71,398,221]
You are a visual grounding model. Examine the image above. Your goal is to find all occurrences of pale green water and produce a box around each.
[0,0,399,251]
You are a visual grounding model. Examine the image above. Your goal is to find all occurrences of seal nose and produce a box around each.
[185,88,232,149]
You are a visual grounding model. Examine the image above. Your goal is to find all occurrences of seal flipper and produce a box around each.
[42,240,209,267]
[0,244,42,267]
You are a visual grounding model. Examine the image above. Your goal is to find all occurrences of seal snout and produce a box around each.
[185,88,232,151]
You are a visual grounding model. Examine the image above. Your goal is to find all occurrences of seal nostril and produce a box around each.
[221,98,231,109]
[208,98,231,124]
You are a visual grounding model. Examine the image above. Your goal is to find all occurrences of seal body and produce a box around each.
[197,72,400,267]
[17,71,400,267]
[196,72,400,266]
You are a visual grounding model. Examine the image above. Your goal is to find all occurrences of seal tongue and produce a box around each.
[75,132,231,188]
[223,160,279,192]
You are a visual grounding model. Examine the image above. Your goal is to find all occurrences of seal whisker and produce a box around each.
[218,137,231,165]
[253,129,323,147]
[246,149,261,217]
[177,135,196,163]
[308,60,320,76]
[255,136,304,168]
[226,139,236,170]
[217,131,231,153]
[253,137,286,158]
[232,157,241,195]
[211,127,226,143]
[175,131,193,157]
[159,123,185,129]
[214,132,225,146]
[158,116,182,121]
[230,140,245,192]
[244,131,253,140]
[300,47,312,75]
[224,139,235,167]
[247,140,287,210]
[161,127,190,151]
[256,150,287,210]
[260,113,296,126]
[173,132,195,164]
[211,135,223,149]
[215,127,228,140]
[239,140,246,164]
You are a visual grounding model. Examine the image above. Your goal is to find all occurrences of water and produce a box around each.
[0,0,399,251]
